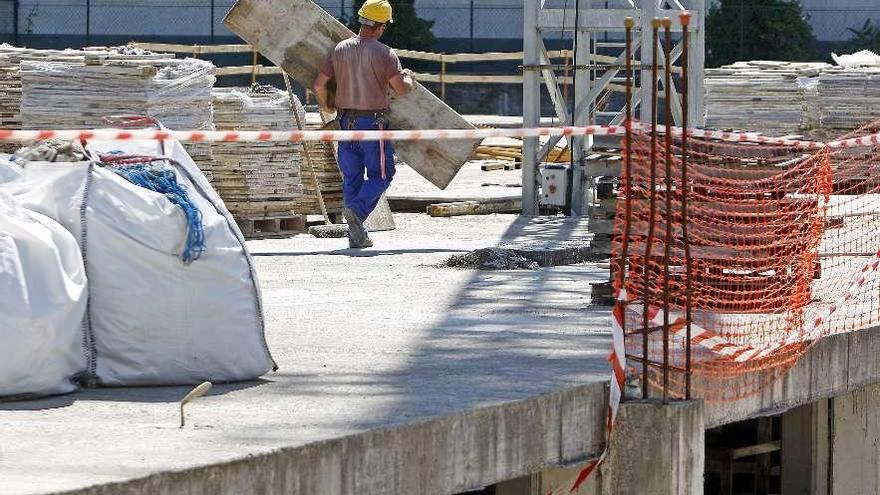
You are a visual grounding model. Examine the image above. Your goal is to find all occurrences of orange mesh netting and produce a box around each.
[613,120,880,402]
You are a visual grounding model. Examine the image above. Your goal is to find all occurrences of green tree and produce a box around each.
[844,19,880,52]
[347,0,436,52]
[706,0,815,67]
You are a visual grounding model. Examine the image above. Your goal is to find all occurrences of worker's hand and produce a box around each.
[402,68,415,80]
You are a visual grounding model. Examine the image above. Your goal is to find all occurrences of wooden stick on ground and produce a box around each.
[283,71,330,225]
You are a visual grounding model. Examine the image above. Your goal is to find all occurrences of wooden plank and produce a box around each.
[393,48,444,62]
[426,199,522,217]
[755,417,773,495]
[216,65,283,76]
[224,0,479,190]
[128,42,574,64]
[129,42,254,54]
[731,440,781,461]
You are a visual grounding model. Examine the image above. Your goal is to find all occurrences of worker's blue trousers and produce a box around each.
[338,115,396,221]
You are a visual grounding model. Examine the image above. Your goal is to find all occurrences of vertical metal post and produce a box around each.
[522,0,540,216]
[12,0,18,45]
[618,16,636,402]
[680,11,693,400]
[661,17,673,404]
[210,0,215,43]
[469,0,475,52]
[85,0,91,46]
[641,18,662,400]
[570,2,591,216]
[690,0,706,127]
[639,0,658,122]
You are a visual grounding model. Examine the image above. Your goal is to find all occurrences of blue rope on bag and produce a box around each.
[111,163,206,264]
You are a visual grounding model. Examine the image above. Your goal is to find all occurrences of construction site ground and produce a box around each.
[0,210,614,494]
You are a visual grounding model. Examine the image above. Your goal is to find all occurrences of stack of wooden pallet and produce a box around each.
[18,50,217,174]
[20,56,214,130]
[816,68,880,131]
[473,136,570,167]
[0,45,174,152]
[209,85,306,235]
[294,114,343,217]
[704,61,830,135]
[296,134,344,216]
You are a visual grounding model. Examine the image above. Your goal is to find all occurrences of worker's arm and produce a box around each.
[389,68,415,96]
[312,72,334,113]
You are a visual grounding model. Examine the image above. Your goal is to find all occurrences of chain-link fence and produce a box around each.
[0,2,876,57]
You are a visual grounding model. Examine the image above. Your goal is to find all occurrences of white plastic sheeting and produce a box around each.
[832,50,880,69]
[2,139,275,387]
[0,190,87,398]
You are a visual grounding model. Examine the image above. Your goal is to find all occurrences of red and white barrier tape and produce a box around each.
[0,125,878,149]
[547,288,627,495]
[0,126,622,144]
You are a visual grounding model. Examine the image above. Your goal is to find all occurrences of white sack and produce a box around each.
[0,158,22,183]
[4,140,275,386]
[0,191,87,397]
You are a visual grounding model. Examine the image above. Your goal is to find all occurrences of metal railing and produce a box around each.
[127,42,636,103]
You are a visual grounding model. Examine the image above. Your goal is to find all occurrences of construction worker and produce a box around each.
[313,0,415,249]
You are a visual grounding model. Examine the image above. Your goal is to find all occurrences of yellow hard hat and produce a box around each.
[358,0,393,25]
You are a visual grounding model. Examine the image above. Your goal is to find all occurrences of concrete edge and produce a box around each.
[705,325,880,427]
[513,246,593,267]
[57,382,609,495]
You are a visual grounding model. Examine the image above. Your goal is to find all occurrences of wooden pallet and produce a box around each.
[236,214,307,239]
[481,160,522,172]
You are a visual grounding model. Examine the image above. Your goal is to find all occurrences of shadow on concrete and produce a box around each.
[346,216,610,429]
[0,379,271,411]
[251,248,467,257]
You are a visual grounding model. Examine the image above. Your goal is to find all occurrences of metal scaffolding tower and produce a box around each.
[521,0,706,216]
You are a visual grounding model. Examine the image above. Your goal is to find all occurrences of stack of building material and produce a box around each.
[296,133,344,217]
[20,57,214,130]
[0,45,172,129]
[816,68,880,130]
[291,112,344,217]
[209,85,305,227]
[19,52,217,174]
[704,61,830,135]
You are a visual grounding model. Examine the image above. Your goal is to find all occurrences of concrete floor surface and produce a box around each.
[0,213,612,494]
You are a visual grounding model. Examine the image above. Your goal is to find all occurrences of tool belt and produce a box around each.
[340,109,388,119]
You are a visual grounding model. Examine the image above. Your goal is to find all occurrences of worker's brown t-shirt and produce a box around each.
[319,36,403,111]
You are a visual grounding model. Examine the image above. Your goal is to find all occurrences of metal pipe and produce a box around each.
[210,0,215,43]
[661,17,673,404]
[284,71,330,225]
[522,0,540,216]
[679,11,693,401]
[86,0,91,46]
[469,0,475,52]
[619,16,635,402]
[641,17,663,400]
[12,0,18,45]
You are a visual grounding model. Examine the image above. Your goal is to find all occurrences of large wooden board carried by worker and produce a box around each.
[224,0,480,190]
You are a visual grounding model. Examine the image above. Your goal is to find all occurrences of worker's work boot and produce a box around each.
[350,237,374,249]
[343,207,369,247]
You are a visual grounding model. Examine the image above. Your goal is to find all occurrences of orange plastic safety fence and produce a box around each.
[613,119,880,402]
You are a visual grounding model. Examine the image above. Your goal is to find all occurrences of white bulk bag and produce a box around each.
[3,139,275,386]
[0,191,87,398]
[0,158,22,183]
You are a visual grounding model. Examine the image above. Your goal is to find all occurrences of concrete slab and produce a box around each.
[386,162,521,212]
[0,214,613,495]
[496,216,594,266]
